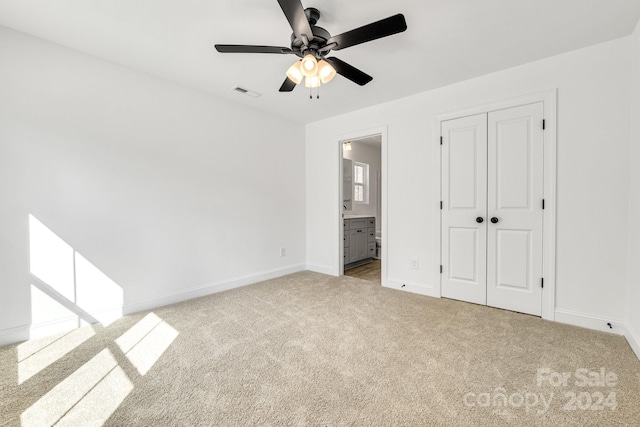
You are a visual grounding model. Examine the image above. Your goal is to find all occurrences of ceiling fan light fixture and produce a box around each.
[286,61,304,84]
[215,1,408,95]
[304,75,321,88]
[300,54,318,77]
[317,60,336,84]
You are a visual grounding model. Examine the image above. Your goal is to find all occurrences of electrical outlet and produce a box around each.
[280,247,286,257]
[411,258,418,269]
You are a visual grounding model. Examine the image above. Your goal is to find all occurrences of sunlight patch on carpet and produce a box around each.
[19,312,179,426]
[117,313,179,375]
[18,326,95,384]
[20,348,126,426]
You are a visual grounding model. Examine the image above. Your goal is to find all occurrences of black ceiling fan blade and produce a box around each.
[326,14,407,51]
[324,57,373,86]
[279,77,297,92]
[215,44,293,54]
[277,0,314,43]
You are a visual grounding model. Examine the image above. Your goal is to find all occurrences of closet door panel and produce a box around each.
[441,114,487,305]
[486,103,544,316]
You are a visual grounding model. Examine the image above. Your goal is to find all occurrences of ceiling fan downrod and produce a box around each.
[304,7,320,26]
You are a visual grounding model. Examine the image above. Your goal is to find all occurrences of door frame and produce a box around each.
[337,126,388,285]
[433,90,557,320]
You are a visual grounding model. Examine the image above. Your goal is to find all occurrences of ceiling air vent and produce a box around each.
[232,86,261,98]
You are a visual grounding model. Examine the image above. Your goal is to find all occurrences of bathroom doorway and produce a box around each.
[340,134,383,282]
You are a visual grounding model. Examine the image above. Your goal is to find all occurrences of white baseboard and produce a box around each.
[554,308,626,335]
[0,263,306,348]
[0,315,91,347]
[305,263,336,276]
[0,324,30,347]
[625,323,640,361]
[385,277,439,298]
[123,263,306,315]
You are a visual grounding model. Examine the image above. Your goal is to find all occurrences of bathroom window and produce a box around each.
[354,162,369,204]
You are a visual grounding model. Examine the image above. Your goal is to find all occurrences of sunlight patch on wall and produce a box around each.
[18,325,95,384]
[28,214,124,334]
[116,312,179,375]
[75,252,123,326]
[29,285,80,339]
[29,215,75,302]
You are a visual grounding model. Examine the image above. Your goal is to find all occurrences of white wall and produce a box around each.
[0,27,306,345]
[307,37,631,328]
[343,142,382,232]
[626,20,640,358]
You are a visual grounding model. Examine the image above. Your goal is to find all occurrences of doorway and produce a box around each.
[340,134,383,282]
[440,101,549,316]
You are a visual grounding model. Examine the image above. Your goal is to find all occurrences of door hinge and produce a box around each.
[440,136,443,145]
[440,201,443,210]
[541,278,544,288]
[542,199,545,209]
[542,119,546,130]
[440,265,443,274]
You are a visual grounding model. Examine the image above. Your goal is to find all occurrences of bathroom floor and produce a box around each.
[344,259,381,282]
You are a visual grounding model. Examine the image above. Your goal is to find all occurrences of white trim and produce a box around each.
[0,324,30,347]
[27,316,85,341]
[0,316,90,346]
[0,263,306,347]
[306,263,335,276]
[336,126,388,286]
[385,277,439,297]
[432,110,442,303]
[433,89,557,321]
[625,323,640,361]
[554,308,626,335]
[123,263,306,315]
[541,91,558,321]
[381,128,388,287]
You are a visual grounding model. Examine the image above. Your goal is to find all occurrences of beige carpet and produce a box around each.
[1,271,639,426]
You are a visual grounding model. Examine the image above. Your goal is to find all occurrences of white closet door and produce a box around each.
[486,103,544,316]
[441,114,487,305]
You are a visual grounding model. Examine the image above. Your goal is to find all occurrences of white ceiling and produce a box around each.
[1,0,639,124]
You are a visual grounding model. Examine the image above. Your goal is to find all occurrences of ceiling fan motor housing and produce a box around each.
[214,0,407,91]
[290,8,329,57]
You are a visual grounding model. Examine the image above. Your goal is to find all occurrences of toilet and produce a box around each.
[375,231,382,259]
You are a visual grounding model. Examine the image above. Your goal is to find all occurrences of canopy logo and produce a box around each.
[463,367,618,415]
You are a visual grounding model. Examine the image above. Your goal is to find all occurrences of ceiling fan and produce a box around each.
[214,0,407,94]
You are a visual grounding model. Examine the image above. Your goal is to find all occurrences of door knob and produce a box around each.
[491,217,499,224]
[476,217,484,223]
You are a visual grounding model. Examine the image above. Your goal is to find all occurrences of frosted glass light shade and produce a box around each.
[286,61,303,84]
[300,54,318,77]
[317,60,336,83]
[304,75,321,88]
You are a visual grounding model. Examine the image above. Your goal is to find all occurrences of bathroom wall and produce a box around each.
[343,139,382,233]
